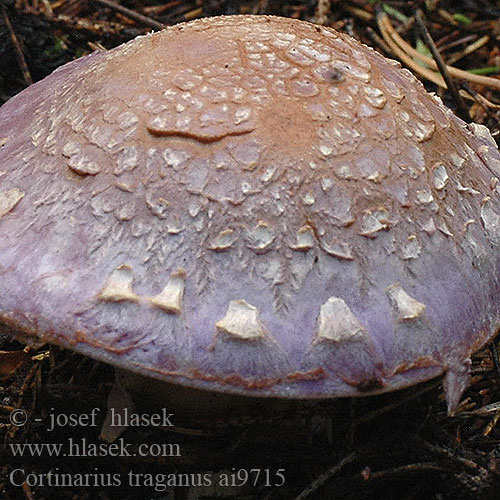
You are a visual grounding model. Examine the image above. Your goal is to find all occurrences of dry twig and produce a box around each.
[92,0,166,30]
[293,452,358,500]
[1,3,32,85]
[414,9,470,120]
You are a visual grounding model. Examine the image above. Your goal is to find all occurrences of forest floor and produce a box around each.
[1,1,500,499]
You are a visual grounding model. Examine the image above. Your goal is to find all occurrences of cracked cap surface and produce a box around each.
[1,15,500,411]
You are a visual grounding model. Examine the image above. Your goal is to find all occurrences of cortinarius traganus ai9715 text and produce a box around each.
[1,15,500,412]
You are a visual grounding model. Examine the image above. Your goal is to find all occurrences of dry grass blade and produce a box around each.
[378,11,500,92]
[447,35,490,65]
[376,10,447,88]
[456,401,500,417]
[344,4,373,22]
[92,0,166,30]
[461,83,500,110]
[483,409,500,436]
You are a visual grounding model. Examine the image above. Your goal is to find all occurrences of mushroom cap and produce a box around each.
[1,15,500,411]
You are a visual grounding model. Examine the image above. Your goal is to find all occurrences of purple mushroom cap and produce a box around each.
[1,15,500,412]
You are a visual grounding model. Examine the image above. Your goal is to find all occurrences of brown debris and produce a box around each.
[0,350,30,380]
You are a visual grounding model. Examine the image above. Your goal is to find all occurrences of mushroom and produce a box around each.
[1,15,500,415]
